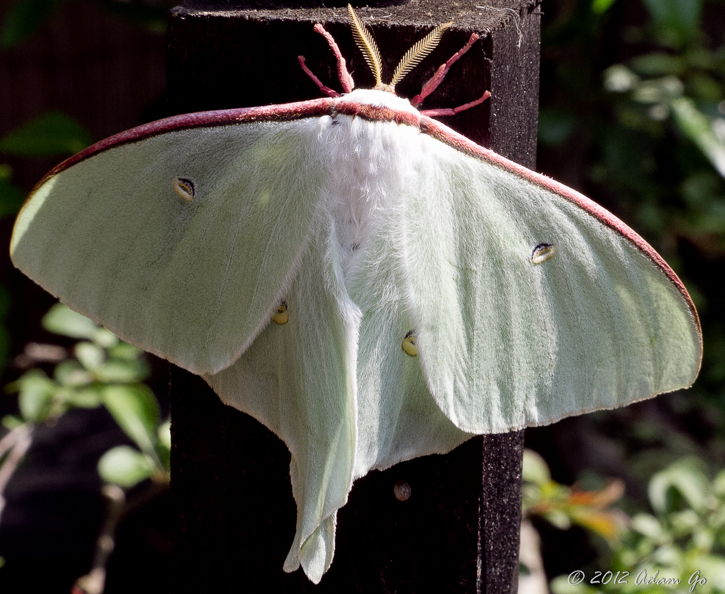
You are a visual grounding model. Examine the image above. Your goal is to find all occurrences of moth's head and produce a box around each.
[347,4,452,94]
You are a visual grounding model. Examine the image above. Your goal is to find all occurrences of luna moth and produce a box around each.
[10,5,701,584]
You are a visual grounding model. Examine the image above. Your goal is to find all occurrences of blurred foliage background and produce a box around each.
[0,0,172,592]
[528,0,725,591]
[0,0,723,592]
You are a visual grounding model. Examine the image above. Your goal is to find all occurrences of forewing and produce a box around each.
[403,130,702,434]
[11,118,329,374]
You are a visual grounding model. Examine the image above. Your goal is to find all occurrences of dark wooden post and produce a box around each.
[168,1,539,591]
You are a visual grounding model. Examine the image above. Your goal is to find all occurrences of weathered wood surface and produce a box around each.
[168,1,539,591]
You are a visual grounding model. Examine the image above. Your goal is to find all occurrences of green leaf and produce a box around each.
[2,415,24,430]
[0,0,64,48]
[648,457,710,514]
[64,387,103,408]
[543,510,572,530]
[632,76,683,104]
[101,385,159,458]
[108,341,144,361]
[0,111,91,156]
[668,509,700,536]
[157,419,171,471]
[94,358,149,384]
[651,544,683,566]
[691,525,715,551]
[98,445,155,487]
[53,359,92,387]
[591,0,618,14]
[16,369,55,422]
[75,342,105,371]
[670,97,725,178]
[92,328,119,349]
[604,65,640,93]
[158,419,171,452]
[42,304,99,340]
[631,513,666,539]
[42,304,121,346]
[523,449,551,485]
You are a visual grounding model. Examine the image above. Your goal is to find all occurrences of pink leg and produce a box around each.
[313,24,354,94]
[420,90,491,117]
[297,23,355,96]
[411,33,480,107]
[298,56,342,98]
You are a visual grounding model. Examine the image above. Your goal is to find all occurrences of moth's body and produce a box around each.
[10,9,701,585]
[322,90,417,280]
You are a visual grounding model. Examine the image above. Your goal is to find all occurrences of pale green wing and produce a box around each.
[205,185,475,584]
[11,119,329,375]
[204,222,359,584]
[402,132,702,434]
[345,199,474,477]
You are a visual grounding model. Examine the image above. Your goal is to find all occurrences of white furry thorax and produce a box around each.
[315,89,422,281]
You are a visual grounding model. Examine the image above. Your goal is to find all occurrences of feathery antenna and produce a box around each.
[390,21,452,90]
[347,5,383,88]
